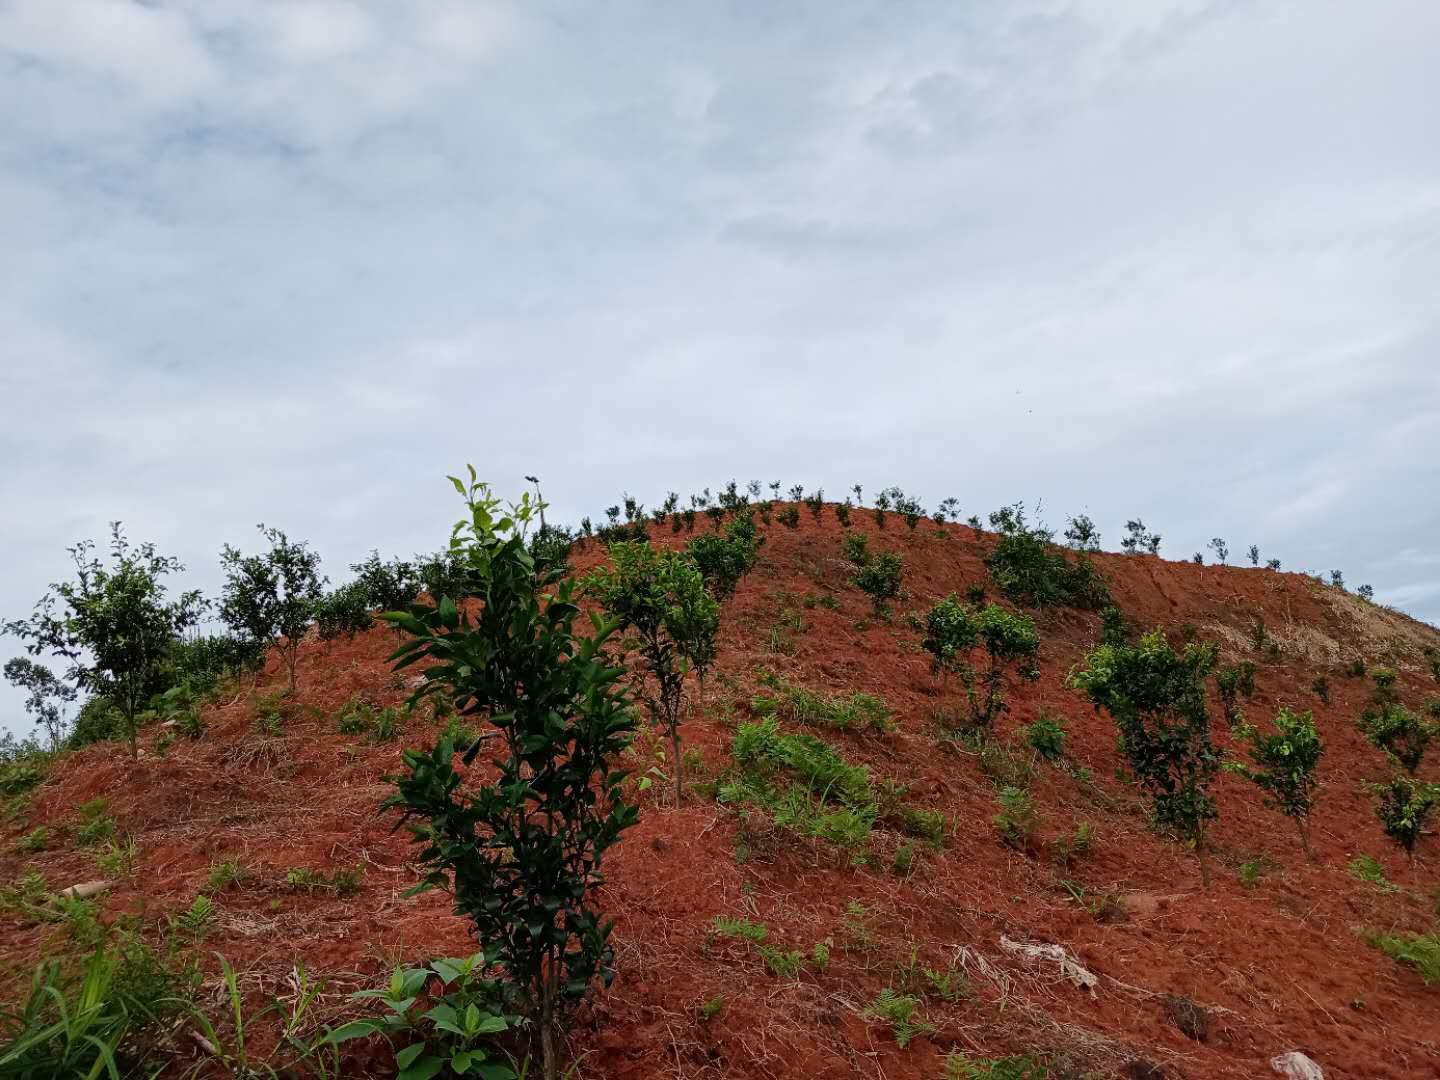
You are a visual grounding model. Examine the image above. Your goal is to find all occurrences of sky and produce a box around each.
[2,0,1438,737]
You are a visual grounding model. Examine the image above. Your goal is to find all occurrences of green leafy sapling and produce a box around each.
[5,524,205,759]
[1248,545,1261,567]
[922,596,1040,732]
[3,657,76,751]
[1068,632,1220,886]
[586,542,719,804]
[381,471,640,1080]
[1120,519,1161,556]
[220,525,326,694]
[1226,707,1324,861]
[1371,776,1440,864]
[1358,668,1436,775]
[687,508,764,601]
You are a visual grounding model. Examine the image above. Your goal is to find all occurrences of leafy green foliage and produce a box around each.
[220,525,326,693]
[1023,712,1066,762]
[1214,662,1256,728]
[843,535,903,614]
[586,541,719,804]
[1358,669,1436,774]
[1370,775,1440,859]
[862,989,934,1048]
[1068,631,1220,884]
[5,523,205,759]
[315,582,374,640]
[686,509,764,601]
[380,471,639,1079]
[922,596,1040,733]
[1348,854,1398,892]
[1225,708,1323,859]
[325,954,517,1079]
[751,668,891,732]
[285,865,363,897]
[984,504,1109,609]
[2,658,75,751]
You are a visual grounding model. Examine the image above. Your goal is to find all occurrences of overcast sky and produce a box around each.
[3,0,1438,737]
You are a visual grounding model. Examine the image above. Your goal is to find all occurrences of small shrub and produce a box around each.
[1237,856,1275,888]
[314,582,373,640]
[1049,822,1094,868]
[1225,707,1323,861]
[985,504,1109,610]
[1311,675,1331,705]
[74,799,116,847]
[1344,658,1367,679]
[757,945,805,978]
[687,509,764,601]
[170,894,215,935]
[16,826,49,853]
[923,597,1040,733]
[1358,703,1435,775]
[1120,519,1161,556]
[1371,776,1440,861]
[1023,712,1065,762]
[850,549,903,615]
[207,859,249,891]
[698,995,725,1021]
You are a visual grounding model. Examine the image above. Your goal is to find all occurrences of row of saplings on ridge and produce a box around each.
[1,474,1432,1078]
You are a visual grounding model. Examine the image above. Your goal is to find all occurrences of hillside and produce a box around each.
[4,512,1440,1080]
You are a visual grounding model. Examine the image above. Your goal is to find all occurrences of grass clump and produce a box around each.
[1359,929,1440,984]
[944,1053,1049,1079]
[752,668,892,732]
[284,865,363,897]
[994,786,1038,850]
[1348,855,1399,893]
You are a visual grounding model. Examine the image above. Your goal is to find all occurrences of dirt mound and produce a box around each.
[5,515,1439,1079]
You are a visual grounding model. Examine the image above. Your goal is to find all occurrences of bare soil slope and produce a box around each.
[5,515,1440,1079]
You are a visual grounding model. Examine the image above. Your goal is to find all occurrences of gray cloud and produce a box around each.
[3,0,1438,734]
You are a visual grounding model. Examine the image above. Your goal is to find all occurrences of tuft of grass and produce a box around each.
[16,826,50,853]
[74,799,116,847]
[207,859,249,891]
[1049,822,1094,868]
[284,865,363,897]
[698,995,725,1021]
[1349,855,1399,893]
[757,945,806,978]
[752,669,892,732]
[994,786,1038,850]
[96,835,139,877]
[170,894,215,935]
[1359,929,1440,984]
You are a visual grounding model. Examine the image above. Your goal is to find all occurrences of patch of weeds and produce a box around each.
[16,825,49,853]
[1058,880,1127,923]
[811,940,831,970]
[169,893,215,936]
[1358,929,1440,984]
[153,731,176,757]
[841,901,875,953]
[74,799,116,847]
[1237,855,1277,889]
[1023,712,1066,762]
[994,786,1038,850]
[713,916,769,943]
[285,865,363,897]
[207,859,249,891]
[944,1053,1049,1079]
[336,696,378,735]
[892,842,916,876]
[698,995,725,1022]
[893,805,946,849]
[752,668,892,732]
[96,835,139,877]
[862,988,934,1048]
[1349,855,1399,893]
[369,707,399,743]
[55,895,104,947]
[1049,822,1094,868]
[969,735,1037,789]
[893,946,972,1004]
[757,945,806,978]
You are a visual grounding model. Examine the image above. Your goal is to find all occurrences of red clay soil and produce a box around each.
[5,513,1440,1079]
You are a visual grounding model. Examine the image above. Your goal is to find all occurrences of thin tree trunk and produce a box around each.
[1296,816,1316,863]
[540,969,558,1080]
[670,723,684,807]
[126,710,138,760]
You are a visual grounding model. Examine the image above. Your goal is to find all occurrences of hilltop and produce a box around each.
[4,509,1440,1080]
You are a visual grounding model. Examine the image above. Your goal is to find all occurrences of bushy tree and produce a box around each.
[687,508,763,600]
[5,524,205,760]
[586,542,719,804]
[3,657,76,750]
[1063,514,1100,552]
[984,503,1109,610]
[1068,632,1220,886]
[1225,708,1323,861]
[382,471,639,1080]
[314,582,373,640]
[1266,558,1282,571]
[219,525,325,694]
[1247,545,1261,567]
[1357,584,1375,602]
[922,597,1040,732]
[1120,520,1161,556]
[350,551,421,610]
[1208,538,1228,565]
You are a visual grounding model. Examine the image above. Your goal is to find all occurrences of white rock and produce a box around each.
[1271,1051,1323,1079]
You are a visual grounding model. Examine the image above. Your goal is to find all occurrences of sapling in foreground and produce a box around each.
[382,471,639,1080]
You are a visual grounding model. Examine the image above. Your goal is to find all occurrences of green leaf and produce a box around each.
[396,1043,427,1069]
[324,1018,387,1043]
[398,1054,446,1080]
[475,1063,517,1080]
